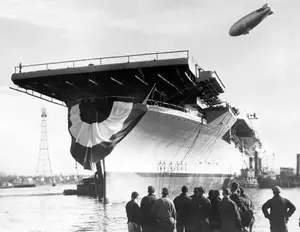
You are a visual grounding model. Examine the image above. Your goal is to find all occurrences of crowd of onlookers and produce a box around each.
[125,182,297,232]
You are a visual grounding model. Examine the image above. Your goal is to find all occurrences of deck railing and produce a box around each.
[14,50,200,75]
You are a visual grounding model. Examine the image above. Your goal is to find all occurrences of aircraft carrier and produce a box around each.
[11,50,261,201]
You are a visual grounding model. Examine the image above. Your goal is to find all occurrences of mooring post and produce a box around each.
[102,158,109,204]
[95,161,103,201]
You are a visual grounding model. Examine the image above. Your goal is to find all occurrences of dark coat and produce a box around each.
[262,195,296,232]
[173,193,192,224]
[140,194,157,225]
[241,193,254,210]
[198,195,212,223]
[187,194,202,230]
[189,194,211,222]
[219,197,242,232]
[211,196,221,222]
[230,192,247,211]
[126,200,142,225]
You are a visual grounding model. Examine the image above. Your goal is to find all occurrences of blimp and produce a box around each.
[229,3,273,36]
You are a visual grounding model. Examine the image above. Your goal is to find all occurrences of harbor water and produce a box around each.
[1,185,299,232]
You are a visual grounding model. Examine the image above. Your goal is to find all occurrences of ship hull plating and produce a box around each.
[105,172,229,202]
[102,103,244,201]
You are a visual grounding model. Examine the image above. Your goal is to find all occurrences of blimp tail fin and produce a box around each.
[268,11,274,15]
[262,3,268,8]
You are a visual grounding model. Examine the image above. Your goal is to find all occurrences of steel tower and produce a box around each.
[36,107,54,183]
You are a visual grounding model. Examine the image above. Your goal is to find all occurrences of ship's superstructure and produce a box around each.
[11,50,260,201]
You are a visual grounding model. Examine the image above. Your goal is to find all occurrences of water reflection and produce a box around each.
[69,197,127,232]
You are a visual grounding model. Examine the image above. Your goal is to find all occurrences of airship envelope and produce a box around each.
[229,3,273,36]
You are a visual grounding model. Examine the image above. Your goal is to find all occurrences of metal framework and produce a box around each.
[36,107,55,180]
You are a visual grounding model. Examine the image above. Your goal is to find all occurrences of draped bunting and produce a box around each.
[68,99,148,170]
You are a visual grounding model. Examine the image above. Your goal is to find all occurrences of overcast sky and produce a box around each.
[0,0,299,175]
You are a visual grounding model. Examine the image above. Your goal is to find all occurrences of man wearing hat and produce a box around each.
[126,191,142,232]
[189,187,201,231]
[262,186,296,232]
[140,186,158,232]
[219,188,243,232]
[239,187,255,232]
[197,187,212,232]
[173,185,192,232]
[230,182,247,212]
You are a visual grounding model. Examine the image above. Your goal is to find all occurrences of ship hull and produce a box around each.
[105,104,240,172]
[66,99,246,202]
[101,103,245,201]
[106,172,229,202]
[10,50,253,202]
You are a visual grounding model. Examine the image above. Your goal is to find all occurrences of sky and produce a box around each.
[0,0,299,175]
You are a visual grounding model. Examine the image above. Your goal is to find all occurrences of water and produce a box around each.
[1,185,299,232]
